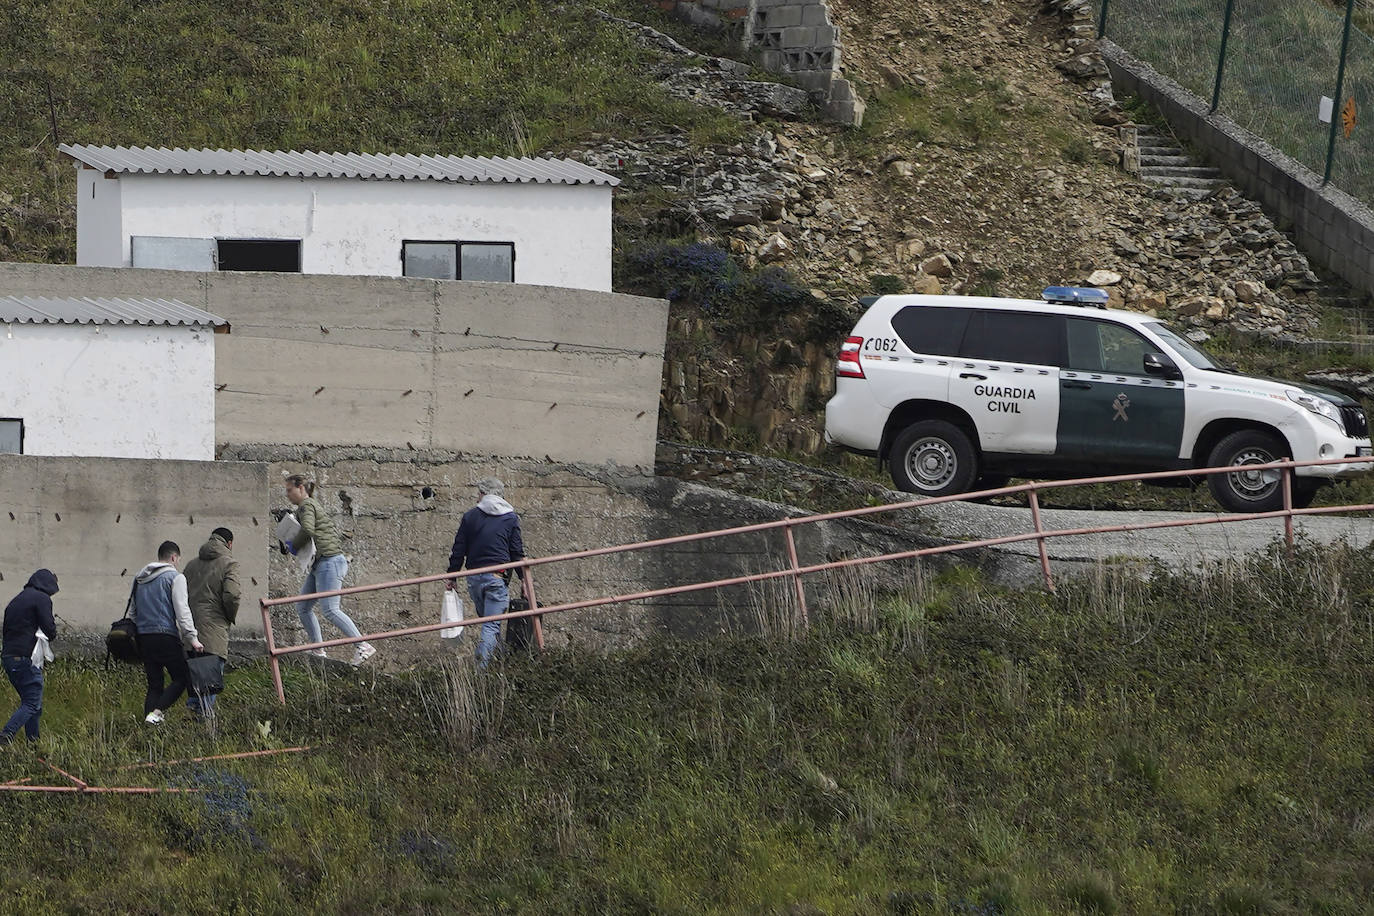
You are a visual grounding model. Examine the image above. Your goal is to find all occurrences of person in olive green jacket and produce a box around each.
[285,475,376,666]
[183,527,240,717]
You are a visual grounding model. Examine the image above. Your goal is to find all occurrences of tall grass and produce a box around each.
[0,0,742,263]
[1,540,1372,911]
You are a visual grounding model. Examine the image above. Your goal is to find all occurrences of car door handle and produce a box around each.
[1062,381,1092,390]
[959,372,987,380]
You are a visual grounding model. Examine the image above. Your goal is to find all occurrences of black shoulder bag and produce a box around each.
[104,580,142,669]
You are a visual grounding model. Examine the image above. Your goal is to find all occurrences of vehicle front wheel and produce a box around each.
[888,420,979,497]
[1206,429,1290,512]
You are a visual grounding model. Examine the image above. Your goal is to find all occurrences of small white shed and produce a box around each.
[60,145,620,292]
[0,296,226,460]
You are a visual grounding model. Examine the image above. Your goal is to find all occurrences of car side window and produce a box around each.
[961,311,1065,365]
[891,306,970,357]
[1066,318,1159,374]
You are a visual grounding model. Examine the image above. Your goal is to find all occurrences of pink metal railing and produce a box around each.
[0,747,313,795]
[259,454,1374,704]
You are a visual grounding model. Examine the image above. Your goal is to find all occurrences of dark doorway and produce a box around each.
[217,239,301,272]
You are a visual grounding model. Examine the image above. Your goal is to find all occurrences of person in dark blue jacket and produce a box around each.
[1,569,58,744]
[446,477,525,668]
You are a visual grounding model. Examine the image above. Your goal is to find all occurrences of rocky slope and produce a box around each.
[584,0,1366,453]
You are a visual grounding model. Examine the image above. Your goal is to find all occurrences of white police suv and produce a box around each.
[824,287,1372,512]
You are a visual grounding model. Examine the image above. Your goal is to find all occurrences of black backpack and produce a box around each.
[105,581,142,668]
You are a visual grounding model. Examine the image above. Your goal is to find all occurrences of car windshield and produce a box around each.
[1144,321,1228,370]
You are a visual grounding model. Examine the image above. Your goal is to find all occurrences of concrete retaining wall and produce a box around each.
[0,263,668,468]
[1103,40,1374,298]
[2,444,1017,661]
[227,444,989,663]
[0,455,269,649]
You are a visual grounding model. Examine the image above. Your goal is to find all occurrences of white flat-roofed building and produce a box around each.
[60,145,619,292]
[0,296,226,460]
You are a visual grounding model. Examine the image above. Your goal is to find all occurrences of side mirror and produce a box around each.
[1143,352,1182,380]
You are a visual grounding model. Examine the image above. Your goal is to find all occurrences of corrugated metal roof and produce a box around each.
[58,144,620,186]
[0,296,228,328]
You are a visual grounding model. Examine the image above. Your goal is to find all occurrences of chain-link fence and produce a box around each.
[1098,0,1374,208]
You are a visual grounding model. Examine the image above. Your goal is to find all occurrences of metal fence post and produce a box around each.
[523,565,546,651]
[261,598,286,706]
[1282,464,1295,549]
[1097,0,1110,39]
[782,521,810,628]
[1027,488,1055,593]
[1210,0,1237,112]
[1323,0,1358,185]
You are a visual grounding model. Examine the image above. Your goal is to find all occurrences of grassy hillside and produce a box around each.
[3,541,1372,913]
[0,0,736,262]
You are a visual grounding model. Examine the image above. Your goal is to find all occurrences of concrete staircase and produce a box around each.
[1135,126,1227,199]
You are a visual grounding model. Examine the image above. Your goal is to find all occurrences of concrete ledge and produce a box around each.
[1103,40,1374,298]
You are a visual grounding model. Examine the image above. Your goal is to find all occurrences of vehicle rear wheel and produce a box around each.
[888,420,979,497]
[1206,429,1289,512]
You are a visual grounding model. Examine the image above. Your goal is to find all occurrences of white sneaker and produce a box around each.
[309,649,328,658]
[351,642,377,667]
[144,709,165,725]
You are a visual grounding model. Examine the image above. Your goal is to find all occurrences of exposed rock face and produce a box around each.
[588,0,1366,453]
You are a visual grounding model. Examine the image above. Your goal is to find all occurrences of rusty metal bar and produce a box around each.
[43,759,88,789]
[1027,489,1055,593]
[261,455,1374,612]
[0,785,204,794]
[782,521,809,627]
[1283,467,1295,549]
[116,746,313,771]
[523,568,545,651]
[258,454,1374,704]
[262,596,285,706]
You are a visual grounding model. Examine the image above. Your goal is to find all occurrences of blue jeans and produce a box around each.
[297,554,362,645]
[467,573,509,668]
[186,690,218,717]
[2,655,44,742]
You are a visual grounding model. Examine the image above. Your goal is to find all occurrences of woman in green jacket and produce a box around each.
[285,475,376,666]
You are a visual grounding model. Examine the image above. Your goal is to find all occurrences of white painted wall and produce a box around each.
[74,169,124,268]
[75,170,613,291]
[0,322,217,459]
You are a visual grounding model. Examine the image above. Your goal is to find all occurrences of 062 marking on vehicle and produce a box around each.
[863,337,901,353]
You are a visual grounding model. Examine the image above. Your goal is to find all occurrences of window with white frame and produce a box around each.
[402,241,515,282]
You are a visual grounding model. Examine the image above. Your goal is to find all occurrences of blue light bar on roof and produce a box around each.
[1042,286,1110,305]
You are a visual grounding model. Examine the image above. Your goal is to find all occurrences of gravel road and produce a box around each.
[914,498,1374,572]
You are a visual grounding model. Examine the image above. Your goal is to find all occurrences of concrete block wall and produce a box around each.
[651,0,864,126]
[0,263,669,469]
[1103,40,1374,298]
[0,454,269,649]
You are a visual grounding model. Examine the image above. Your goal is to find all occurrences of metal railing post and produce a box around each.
[1210,0,1237,112]
[1323,0,1357,185]
[522,564,546,651]
[1096,0,1110,39]
[1028,488,1055,592]
[782,521,810,628]
[261,597,285,706]
[1282,464,1295,549]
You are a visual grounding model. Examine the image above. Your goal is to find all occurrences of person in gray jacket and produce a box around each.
[182,528,240,718]
[133,540,202,725]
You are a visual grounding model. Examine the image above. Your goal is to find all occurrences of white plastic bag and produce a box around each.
[274,512,317,575]
[440,589,466,639]
[31,632,53,669]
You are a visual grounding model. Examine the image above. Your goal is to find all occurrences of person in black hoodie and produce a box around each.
[1,569,58,744]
